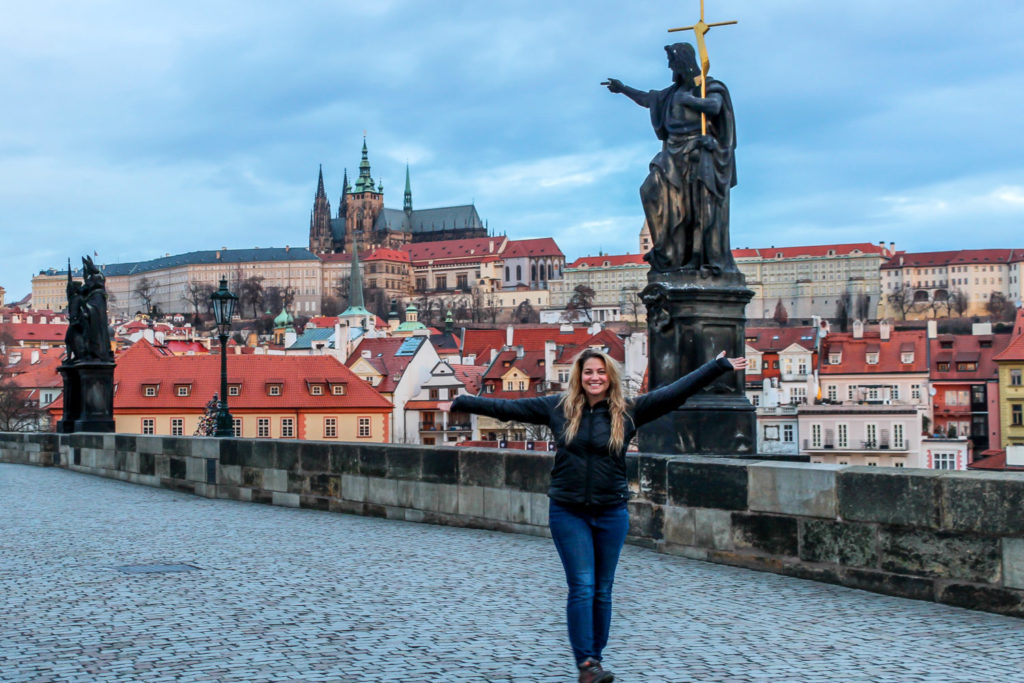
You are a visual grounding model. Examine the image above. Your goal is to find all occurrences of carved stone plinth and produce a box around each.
[639,272,755,456]
[57,362,115,434]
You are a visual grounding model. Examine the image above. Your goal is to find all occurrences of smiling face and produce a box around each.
[581,356,610,404]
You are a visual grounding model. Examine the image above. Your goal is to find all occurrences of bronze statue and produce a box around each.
[605,42,737,275]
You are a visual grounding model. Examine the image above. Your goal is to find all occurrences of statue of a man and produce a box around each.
[605,42,738,275]
[79,256,113,362]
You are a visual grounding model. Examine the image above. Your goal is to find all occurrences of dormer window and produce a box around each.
[828,352,841,365]
[937,362,951,372]
[310,384,323,396]
[268,385,282,396]
[176,385,191,397]
[866,353,879,365]
[901,352,914,364]
[228,385,240,397]
[144,385,158,397]
[331,384,346,396]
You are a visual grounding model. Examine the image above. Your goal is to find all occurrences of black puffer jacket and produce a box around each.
[451,357,732,507]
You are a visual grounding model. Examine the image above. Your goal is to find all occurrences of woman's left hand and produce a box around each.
[717,350,749,371]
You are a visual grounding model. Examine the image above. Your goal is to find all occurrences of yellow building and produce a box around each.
[994,309,1024,448]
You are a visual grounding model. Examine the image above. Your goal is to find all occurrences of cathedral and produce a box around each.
[308,138,488,254]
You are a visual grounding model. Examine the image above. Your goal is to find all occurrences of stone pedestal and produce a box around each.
[639,272,755,456]
[58,362,115,434]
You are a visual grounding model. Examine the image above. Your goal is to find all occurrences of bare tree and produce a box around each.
[619,287,643,328]
[772,299,789,326]
[364,287,390,320]
[855,292,871,321]
[134,276,155,316]
[264,286,296,316]
[514,299,538,324]
[320,296,342,317]
[835,292,852,332]
[986,291,1017,322]
[484,292,501,324]
[886,284,917,321]
[469,287,486,323]
[239,276,266,319]
[564,285,595,323]
[183,281,215,324]
[949,289,969,317]
[0,339,42,431]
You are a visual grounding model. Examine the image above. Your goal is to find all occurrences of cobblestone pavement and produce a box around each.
[3,464,1024,683]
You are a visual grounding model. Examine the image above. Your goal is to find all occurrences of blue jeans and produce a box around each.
[548,499,630,666]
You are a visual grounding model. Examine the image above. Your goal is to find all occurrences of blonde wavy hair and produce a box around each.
[558,348,631,452]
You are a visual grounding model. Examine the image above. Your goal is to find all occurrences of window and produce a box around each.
[429,388,439,400]
[911,385,922,400]
[324,417,337,438]
[228,385,240,397]
[258,418,270,438]
[866,352,879,365]
[764,425,780,441]
[1012,369,1023,386]
[518,381,526,391]
[281,418,294,438]
[828,352,841,365]
[782,424,794,442]
[750,394,760,406]
[894,462,904,468]
[456,274,468,289]
[435,275,447,290]
[171,418,183,436]
[933,452,957,470]
[810,424,822,449]
[937,362,951,372]
[310,384,323,396]
[837,423,848,448]
[516,265,522,281]
[866,461,878,467]
[867,387,879,401]
[901,352,914,364]
[892,423,909,450]
[848,386,855,401]
[332,384,345,396]
[865,424,878,447]
[142,418,155,435]
[957,362,977,372]
[558,370,570,384]
[232,418,242,438]
[891,386,900,401]
[358,417,371,438]
[144,386,157,397]
[417,277,428,291]
[1013,404,1023,427]
[268,385,281,396]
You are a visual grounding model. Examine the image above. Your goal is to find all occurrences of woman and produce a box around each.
[449,349,748,682]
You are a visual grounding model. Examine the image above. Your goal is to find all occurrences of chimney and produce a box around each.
[879,320,891,341]
[927,319,938,339]
[889,241,895,253]
[544,340,557,382]
[490,348,498,363]
[30,350,39,364]
[972,322,993,336]
[852,320,864,339]
[362,349,371,358]
[506,325,514,348]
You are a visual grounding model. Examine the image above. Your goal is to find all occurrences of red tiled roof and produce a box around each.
[733,243,889,259]
[450,364,485,395]
[554,328,626,363]
[568,254,646,268]
[0,322,68,343]
[929,333,1008,380]
[880,249,1023,270]
[162,340,209,355]
[502,238,564,258]
[4,347,64,389]
[402,237,507,263]
[484,349,548,382]
[345,337,423,393]
[820,330,928,374]
[745,327,818,353]
[968,450,1024,471]
[114,341,390,410]
[462,326,597,360]
[994,309,1024,361]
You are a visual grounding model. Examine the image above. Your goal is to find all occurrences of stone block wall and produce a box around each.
[1,432,1022,618]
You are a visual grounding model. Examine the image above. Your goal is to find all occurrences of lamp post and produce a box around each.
[210,278,238,437]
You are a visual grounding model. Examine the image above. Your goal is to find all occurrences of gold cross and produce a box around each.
[668,0,737,134]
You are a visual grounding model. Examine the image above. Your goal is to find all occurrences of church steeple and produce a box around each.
[353,137,377,194]
[404,164,413,214]
[339,233,374,327]
[338,168,349,219]
[309,164,333,254]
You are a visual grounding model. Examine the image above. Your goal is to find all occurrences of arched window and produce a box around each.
[531,265,537,282]
[548,264,553,280]
[516,265,522,281]
[505,266,510,280]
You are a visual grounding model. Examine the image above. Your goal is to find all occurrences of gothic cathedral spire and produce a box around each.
[404,164,413,214]
[308,164,333,254]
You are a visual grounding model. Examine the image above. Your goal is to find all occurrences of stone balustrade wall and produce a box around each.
[2,431,1022,618]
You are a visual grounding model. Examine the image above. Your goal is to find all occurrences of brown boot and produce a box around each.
[578,659,614,683]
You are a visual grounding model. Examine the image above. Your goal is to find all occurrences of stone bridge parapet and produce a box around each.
[2,431,1022,618]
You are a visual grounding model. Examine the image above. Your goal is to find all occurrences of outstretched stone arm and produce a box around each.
[676,90,723,116]
[602,78,652,108]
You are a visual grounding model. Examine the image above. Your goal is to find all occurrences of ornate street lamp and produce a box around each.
[210,278,238,437]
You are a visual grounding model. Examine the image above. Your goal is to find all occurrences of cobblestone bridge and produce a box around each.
[3,464,1023,682]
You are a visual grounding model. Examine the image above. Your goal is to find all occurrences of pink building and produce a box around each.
[799,404,924,467]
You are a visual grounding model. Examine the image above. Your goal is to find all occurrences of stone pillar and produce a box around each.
[58,362,115,433]
[639,272,755,456]
[56,366,81,434]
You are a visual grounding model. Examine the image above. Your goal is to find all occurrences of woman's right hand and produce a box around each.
[438,401,452,414]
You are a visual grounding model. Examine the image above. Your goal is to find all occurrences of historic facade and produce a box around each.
[308,138,488,256]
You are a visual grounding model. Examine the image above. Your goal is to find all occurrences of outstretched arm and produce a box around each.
[602,78,652,108]
[448,394,555,427]
[632,351,747,426]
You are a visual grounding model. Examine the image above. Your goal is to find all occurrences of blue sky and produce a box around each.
[2,1,1023,301]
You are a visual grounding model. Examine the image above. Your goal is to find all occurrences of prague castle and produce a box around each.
[309,138,487,255]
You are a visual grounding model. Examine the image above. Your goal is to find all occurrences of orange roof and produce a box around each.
[462,326,596,360]
[733,243,889,259]
[502,238,564,259]
[114,340,391,410]
[820,330,928,374]
[554,328,626,363]
[4,347,64,389]
[0,322,67,343]
[881,248,1023,270]
[402,237,507,263]
[969,450,1024,472]
[319,248,409,264]
[930,333,1010,378]
[484,349,548,383]
[745,327,818,353]
[345,336,424,393]
[568,254,646,268]
[450,364,485,395]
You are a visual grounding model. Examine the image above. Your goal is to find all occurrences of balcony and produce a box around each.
[780,372,809,382]
[757,405,798,416]
[419,423,471,432]
[801,439,908,452]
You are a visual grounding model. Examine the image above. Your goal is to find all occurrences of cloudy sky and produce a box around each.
[2,1,1023,301]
